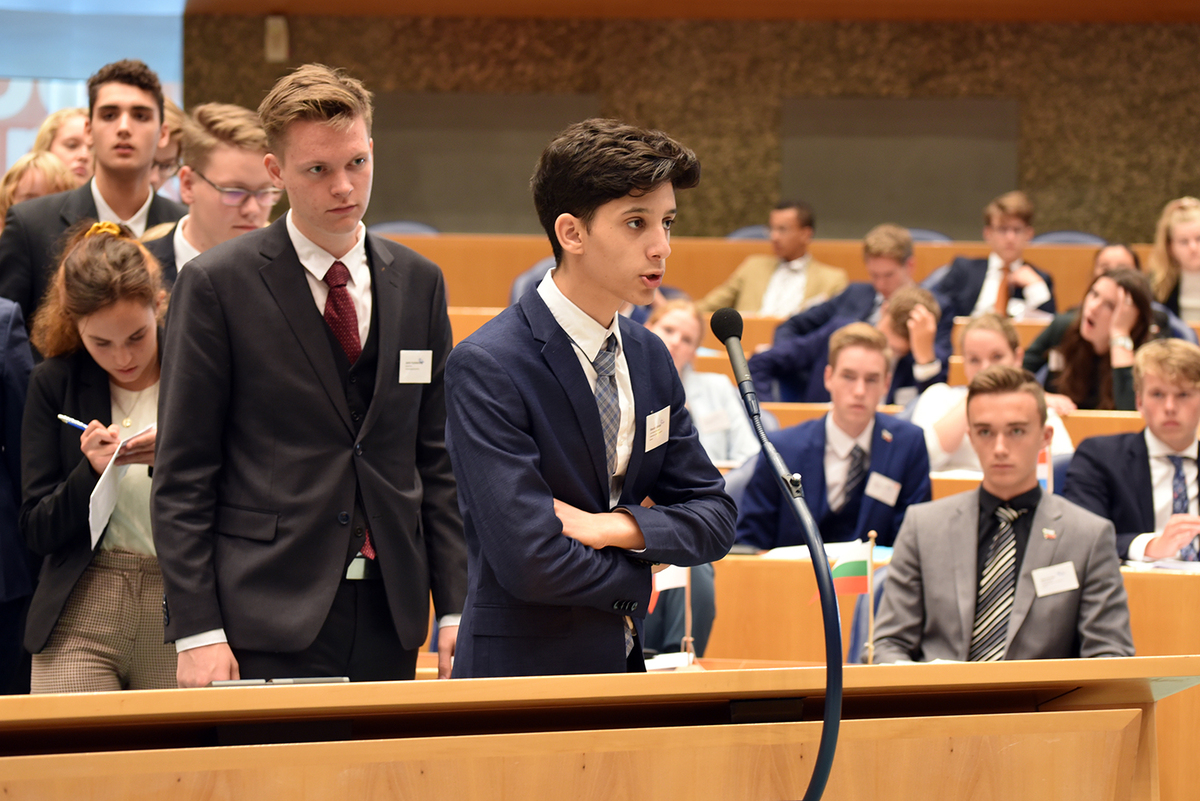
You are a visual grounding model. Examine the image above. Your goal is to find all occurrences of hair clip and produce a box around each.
[86,221,122,238]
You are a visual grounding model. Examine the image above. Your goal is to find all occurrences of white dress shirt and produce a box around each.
[759,255,810,317]
[970,252,1052,318]
[824,414,874,511]
[538,270,636,509]
[172,215,203,273]
[1179,271,1200,323]
[1128,429,1199,561]
[91,178,154,237]
[287,211,372,347]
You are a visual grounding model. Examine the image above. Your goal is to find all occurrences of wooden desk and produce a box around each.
[707,556,1200,801]
[0,656,1194,800]
[448,305,504,344]
[1061,410,1144,446]
[699,314,783,353]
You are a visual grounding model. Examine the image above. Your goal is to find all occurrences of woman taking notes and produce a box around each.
[20,221,172,692]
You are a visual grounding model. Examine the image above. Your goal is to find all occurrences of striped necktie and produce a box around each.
[1169,456,1199,561]
[968,505,1025,661]
[593,334,619,478]
[836,444,867,512]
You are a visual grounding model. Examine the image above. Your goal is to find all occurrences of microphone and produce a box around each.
[709,307,759,420]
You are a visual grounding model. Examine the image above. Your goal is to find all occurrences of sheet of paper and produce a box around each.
[89,424,156,549]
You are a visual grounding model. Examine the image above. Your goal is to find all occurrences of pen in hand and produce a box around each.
[57,414,88,432]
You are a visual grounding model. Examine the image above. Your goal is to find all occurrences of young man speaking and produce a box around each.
[445,119,736,678]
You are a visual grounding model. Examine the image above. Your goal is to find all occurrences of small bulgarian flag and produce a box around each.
[830,537,874,596]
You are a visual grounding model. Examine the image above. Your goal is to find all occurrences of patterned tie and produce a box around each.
[593,335,619,478]
[323,261,361,365]
[968,505,1025,662]
[837,444,867,512]
[1168,456,1198,561]
[993,263,1011,316]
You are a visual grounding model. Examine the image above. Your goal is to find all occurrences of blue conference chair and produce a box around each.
[726,224,769,240]
[907,228,952,243]
[1031,231,1106,246]
[367,220,439,236]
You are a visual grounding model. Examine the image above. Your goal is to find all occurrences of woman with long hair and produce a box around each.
[1023,268,1156,412]
[1147,196,1200,321]
[32,108,91,187]
[20,221,173,692]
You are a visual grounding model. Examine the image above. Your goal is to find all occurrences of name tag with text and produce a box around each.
[398,350,432,384]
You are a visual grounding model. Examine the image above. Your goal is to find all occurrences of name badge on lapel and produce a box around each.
[864,472,901,507]
[646,407,670,452]
[398,350,432,384]
[1031,562,1079,597]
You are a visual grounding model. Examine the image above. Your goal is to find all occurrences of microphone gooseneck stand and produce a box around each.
[710,307,842,801]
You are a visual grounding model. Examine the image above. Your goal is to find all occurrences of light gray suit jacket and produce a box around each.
[873,490,1134,663]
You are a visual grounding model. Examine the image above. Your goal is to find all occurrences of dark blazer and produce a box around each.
[0,184,186,323]
[749,314,949,404]
[0,300,34,605]
[735,412,931,550]
[151,217,467,653]
[1062,431,1155,559]
[444,290,736,678]
[143,225,179,289]
[773,282,880,341]
[19,349,111,652]
[933,256,1056,318]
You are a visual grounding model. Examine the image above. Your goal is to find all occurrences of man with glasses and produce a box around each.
[0,59,185,326]
[145,102,279,287]
[931,191,1056,319]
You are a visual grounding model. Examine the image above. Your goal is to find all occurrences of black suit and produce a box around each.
[152,218,467,673]
[0,300,33,692]
[0,184,185,323]
[934,256,1056,319]
[143,226,179,289]
[1062,431,1156,559]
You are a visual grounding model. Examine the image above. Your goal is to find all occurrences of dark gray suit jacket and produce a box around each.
[0,183,185,322]
[151,217,467,652]
[874,490,1134,663]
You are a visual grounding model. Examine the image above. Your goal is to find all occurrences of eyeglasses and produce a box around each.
[193,170,283,207]
[152,159,181,179]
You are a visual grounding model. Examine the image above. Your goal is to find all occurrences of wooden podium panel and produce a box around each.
[0,658,1195,800]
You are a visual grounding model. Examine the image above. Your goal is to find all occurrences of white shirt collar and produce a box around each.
[536,268,624,362]
[172,215,203,271]
[285,210,368,287]
[1145,427,1199,461]
[780,253,811,273]
[825,413,874,459]
[987,251,1024,273]
[90,177,154,237]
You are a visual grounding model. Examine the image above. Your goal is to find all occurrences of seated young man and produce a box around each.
[932,190,1055,319]
[736,323,931,550]
[696,200,847,316]
[1064,338,1200,561]
[749,283,945,405]
[874,365,1134,663]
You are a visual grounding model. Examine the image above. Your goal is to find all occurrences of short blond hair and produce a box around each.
[258,63,373,156]
[883,285,940,347]
[829,322,892,371]
[984,190,1034,227]
[863,223,912,263]
[961,312,1019,353]
[645,298,703,330]
[967,364,1047,426]
[32,108,88,153]
[1133,338,1200,394]
[0,151,76,221]
[181,103,268,173]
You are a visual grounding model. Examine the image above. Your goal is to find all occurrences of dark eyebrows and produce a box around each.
[622,205,677,216]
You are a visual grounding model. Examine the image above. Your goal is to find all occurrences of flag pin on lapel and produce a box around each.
[1043,528,1057,540]
[882,429,893,443]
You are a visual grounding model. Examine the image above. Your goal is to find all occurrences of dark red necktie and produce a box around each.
[323,261,374,559]
[323,261,361,365]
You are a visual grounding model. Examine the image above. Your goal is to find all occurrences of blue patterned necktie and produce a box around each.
[593,335,619,478]
[837,444,867,512]
[1168,456,1199,561]
[969,505,1025,662]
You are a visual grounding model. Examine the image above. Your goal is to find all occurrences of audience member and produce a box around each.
[1023,268,1156,413]
[912,313,1072,472]
[736,323,931,550]
[697,200,847,316]
[0,152,76,235]
[0,298,33,694]
[1089,242,1194,343]
[0,60,186,325]
[32,108,91,187]
[144,103,277,287]
[152,64,467,686]
[750,282,945,405]
[20,221,172,692]
[1064,338,1200,561]
[1148,197,1200,322]
[933,190,1055,318]
[444,118,735,678]
[873,365,1134,662]
[149,98,184,194]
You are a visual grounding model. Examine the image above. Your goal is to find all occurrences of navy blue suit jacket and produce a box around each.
[773,283,879,341]
[934,256,1056,318]
[0,299,33,605]
[143,226,179,289]
[1062,431,1154,560]
[735,413,931,549]
[445,290,736,678]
